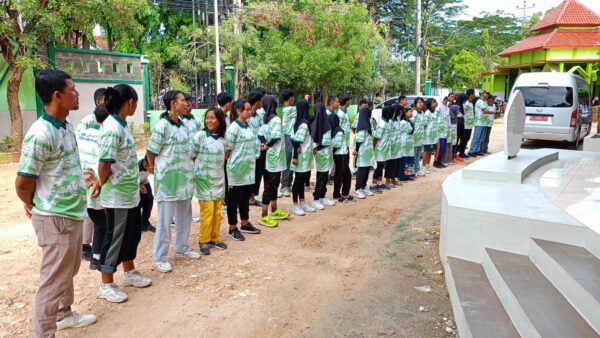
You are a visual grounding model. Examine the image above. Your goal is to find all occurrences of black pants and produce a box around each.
[313,171,329,200]
[456,117,466,155]
[88,208,107,256]
[385,159,397,179]
[138,182,153,228]
[333,154,351,198]
[293,171,310,203]
[373,161,385,180]
[226,184,253,225]
[355,167,370,190]
[262,171,281,206]
[101,207,141,273]
[483,126,492,152]
[254,150,267,196]
[224,160,228,204]
[457,118,472,155]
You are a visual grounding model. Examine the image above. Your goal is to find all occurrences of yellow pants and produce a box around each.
[198,199,223,243]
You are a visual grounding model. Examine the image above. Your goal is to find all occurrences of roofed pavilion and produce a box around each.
[482,0,600,99]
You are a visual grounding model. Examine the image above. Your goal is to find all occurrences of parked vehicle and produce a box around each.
[372,95,443,121]
[511,72,592,148]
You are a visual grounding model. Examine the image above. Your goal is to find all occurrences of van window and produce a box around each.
[514,87,573,108]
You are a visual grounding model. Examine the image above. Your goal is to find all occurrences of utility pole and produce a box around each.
[214,0,222,95]
[233,0,242,99]
[192,0,199,103]
[516,0,536,22]
[415,0,421,95]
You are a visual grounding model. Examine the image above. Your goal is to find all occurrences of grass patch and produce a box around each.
[403,262,424,271]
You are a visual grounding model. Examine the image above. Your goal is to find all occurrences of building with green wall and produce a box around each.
[482,0,600,100]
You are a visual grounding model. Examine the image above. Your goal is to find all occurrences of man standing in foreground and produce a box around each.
[15,69,97,337]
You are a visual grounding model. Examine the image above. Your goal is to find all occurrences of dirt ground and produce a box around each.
[0,120,507,338]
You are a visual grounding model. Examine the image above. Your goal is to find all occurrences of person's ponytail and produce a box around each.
[104,84,138,115]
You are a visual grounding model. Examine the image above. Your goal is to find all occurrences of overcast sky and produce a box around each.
[459,0,599,20]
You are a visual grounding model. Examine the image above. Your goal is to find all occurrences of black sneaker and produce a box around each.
[210,241,228,250]
[199,243,211,255]
[240,223,261,234]
[89,258,101,271]
[228,228,245,241]
[82,244,92,261]
[337,197,345,203]
[378,184,390,190]
[370,185,383,194]
[345,195,355,202]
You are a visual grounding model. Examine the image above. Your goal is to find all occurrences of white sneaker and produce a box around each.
[221,205,227,215]
[174,249,201,260]
[301,203,316,212]
[122,269,152,288]
[154,260,173,273]
[320,198,335,206]
[363,188,374,196]
[281,187,291,197]
[311,200,325,210]
[97,283,128,303]
[56,311,97,331]
[416,170,426,177]
[353,190,366,199]
[326,197,337,205]
[291,205,305,216]
[192,216,200,222]
[425,166,432,174]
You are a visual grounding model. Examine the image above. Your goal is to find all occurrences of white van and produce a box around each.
[511,72,592,146]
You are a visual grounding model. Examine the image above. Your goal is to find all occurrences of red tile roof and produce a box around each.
[498,28,600,56]
[532,0,600,31]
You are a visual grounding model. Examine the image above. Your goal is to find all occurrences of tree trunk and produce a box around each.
[322,87,328,106]
[7,66,25,145]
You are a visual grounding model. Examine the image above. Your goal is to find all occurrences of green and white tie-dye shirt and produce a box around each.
[291,123,314,173]
[282,106,297,136]
[18,113,87,220]
[351,116,358,130]
[192,130,225,200]
[147,116,194,202]
[389,119,401,160]
[264,116,286,172]
[474,99,489,127]
[399,120,415,157]
[332,129,349,155]
[76,113,96,136]
[248,113,263,159]
[226,119,256,186]
[423,110,438,145]
[463,101,475,129]
[337,108,351,146]
[485,104,495,127]
[448,122,458,145]
[411,111,425,147]
[326,108,335,116]
[437,109,450,139]
[77,123,102,210]
[314,132,332,172]
[99,114,140,208]
[180,114,201,139]
[373,118,391,162]
[354,130,375,168]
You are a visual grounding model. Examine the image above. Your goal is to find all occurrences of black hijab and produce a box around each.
[382,105,394,121]
[294,99,311,133]
[328,112,343,137]
[262,95,278,124]
[311,102,331,144]
[457,93,468,115]
[356,107,372,135]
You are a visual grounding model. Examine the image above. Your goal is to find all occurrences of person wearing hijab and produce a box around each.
[371,105,394,192]
[329,111,352,203]
[434,96,450,168]
[290,99,316,216]
[311,102,335,210]
[353,107,375,198]
[399,106,416,180]
[257,95,290,228]
[388,104,403,186]
[422,98,439,172]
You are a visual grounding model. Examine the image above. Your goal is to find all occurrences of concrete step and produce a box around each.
[483,248,599,338]
[447,257,520,338]
[530,238,600,333]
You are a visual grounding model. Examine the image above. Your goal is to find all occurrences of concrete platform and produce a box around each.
[440,148,600,337]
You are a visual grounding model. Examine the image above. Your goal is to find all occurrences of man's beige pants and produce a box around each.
[31,215,82,338]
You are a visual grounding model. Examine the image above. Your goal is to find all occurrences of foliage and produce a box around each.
[441,49,486,90]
